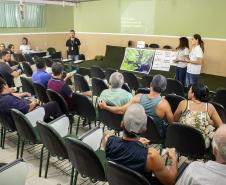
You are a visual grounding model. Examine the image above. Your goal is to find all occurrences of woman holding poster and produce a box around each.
[185,34,204,86]
[174,37,189,86]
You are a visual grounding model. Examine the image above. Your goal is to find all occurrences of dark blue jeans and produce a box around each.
[186,72,199,87]
[176,67,187,86]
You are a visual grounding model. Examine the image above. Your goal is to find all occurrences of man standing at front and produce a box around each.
[66,29,81,61]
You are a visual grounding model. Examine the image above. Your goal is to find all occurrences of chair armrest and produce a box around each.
[79,127,103,151]
[50,115,70,137]
[25,107,45,127]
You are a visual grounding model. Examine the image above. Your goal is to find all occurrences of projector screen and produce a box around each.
[120,48,154,74]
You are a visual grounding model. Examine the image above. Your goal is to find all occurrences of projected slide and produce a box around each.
[120,48,154,74]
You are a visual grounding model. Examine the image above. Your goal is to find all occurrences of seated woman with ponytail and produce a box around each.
[174,83,223,148]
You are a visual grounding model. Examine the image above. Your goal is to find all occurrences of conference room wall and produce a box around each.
[74,0,226,39]
[76,32,226,77]
[0,5,74,33]
[0,33,69,58]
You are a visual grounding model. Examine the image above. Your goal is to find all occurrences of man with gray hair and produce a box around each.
[99,74,173,138]
[104,103,178,185]
[99,72,132,106]
[176,125,226,185]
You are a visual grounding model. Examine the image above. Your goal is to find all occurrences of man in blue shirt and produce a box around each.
[32,58,51,87]
[0,77,62,120]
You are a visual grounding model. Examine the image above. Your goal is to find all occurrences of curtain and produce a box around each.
[0,2,44,28]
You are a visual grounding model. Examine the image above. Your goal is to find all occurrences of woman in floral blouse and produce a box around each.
[174,83,223,147]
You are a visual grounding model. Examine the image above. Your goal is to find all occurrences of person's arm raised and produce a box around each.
[146,148,178,185]
[98,94,142,114]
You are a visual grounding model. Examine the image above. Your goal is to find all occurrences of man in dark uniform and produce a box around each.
[66,29,81,61]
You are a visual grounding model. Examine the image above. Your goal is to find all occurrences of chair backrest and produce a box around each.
[21,62,33,77]
[20,76,35,95]
[140,116,161,144]
[33,83,49,104]
[0,72,14,87]
[92,77,108,97]
[122,72,139,90]
[163,45,172,49]
[165,94,186,114]
[79,127,103,151]
[46,89,69,114]
[51,51,62,60]
[74,73,90,92]
[214,89,226,109]
[98,107,123,131]
[106,161,150,185]
[79,54,86,60]
[77,67,91,77]
[0,159,27,185]
[14,53,26,63]
[121,83,132,93]
[209,101,226,123]
[23,54,34,65]
[65,137,106,181]
[105,68,117,82]
[149,43,160,48]
[0,112,16,131]
[142,75,153,88]
[165,78,184,96]
[36,120,68,159]
[47,47,56,55]
[136,88,150,95]
[72,93,96,121]
[165,123,206,158]
[11,109,38,143]
[90,66,105,79]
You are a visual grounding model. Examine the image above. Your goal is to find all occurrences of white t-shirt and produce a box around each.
[187,45,203,75]
[176,47,189,68]
[176,161,226,185]
[19,44,31,53]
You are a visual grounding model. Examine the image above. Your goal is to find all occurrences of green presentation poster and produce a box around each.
[120,48,155,74]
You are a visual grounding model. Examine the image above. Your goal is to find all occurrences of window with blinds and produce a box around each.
[0,2,44,28]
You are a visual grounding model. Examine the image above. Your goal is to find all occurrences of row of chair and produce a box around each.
[0,105,151,185]
[2,106,199,185]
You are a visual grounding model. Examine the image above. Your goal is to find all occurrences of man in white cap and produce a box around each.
[99,74,174,138]
[104,103,178,185]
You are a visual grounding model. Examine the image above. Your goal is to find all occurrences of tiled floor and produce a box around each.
[0,122,107,185]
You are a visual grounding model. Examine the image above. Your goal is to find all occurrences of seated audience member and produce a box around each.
[99,74,173,138]
[174,83,222,147]
[32,58,51,88]
[7,44,15,54]
[104,103,178,185]
[19,37,31,53]
[176,125,226,185]
[99,72,132,106]
[7,44,16,61]
[0,77,62,120]
[0,43,5,52]
[0,43,6,58]
[0,51,21,87]
[48,63,73,108]
[1,49,19,68]
[45,58,53,74]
